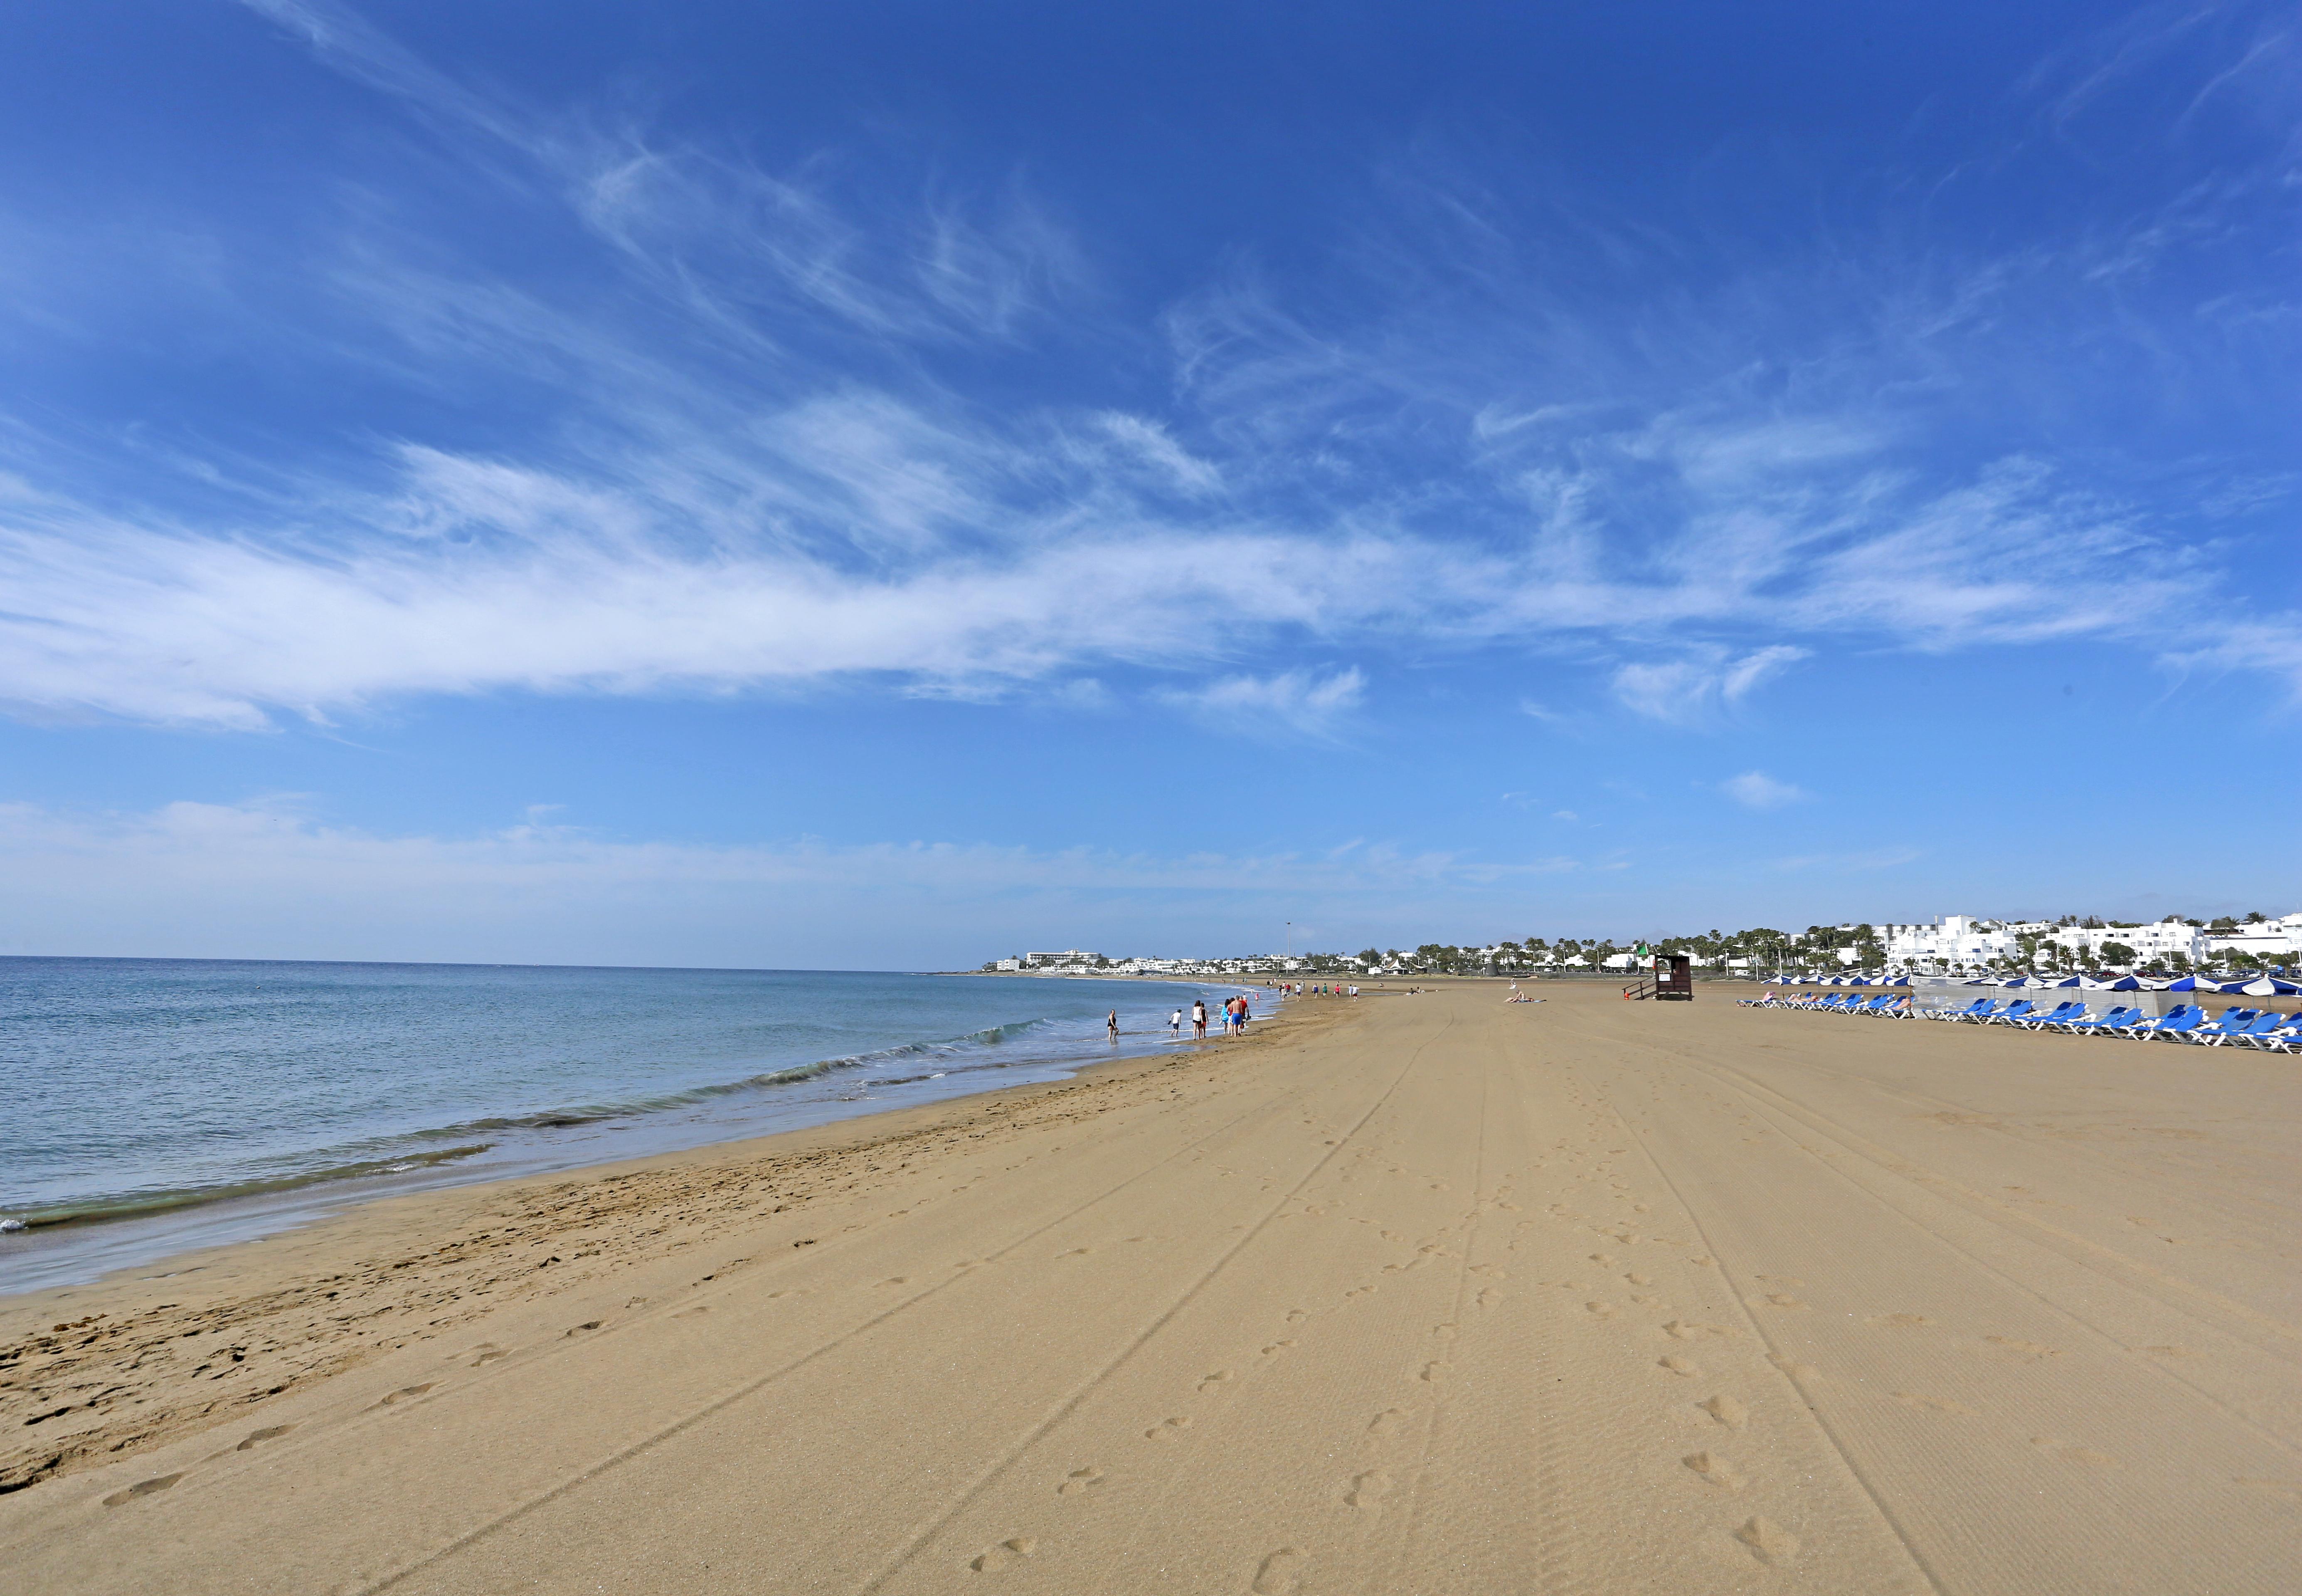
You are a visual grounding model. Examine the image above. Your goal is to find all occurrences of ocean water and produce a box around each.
[0,958,1264,1291]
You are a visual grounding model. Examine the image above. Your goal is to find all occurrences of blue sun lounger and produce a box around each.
[2016,1000,2086,1030]
[2212,1012,2286,1049]
[2259,1015,2302,1054]
[1984,999,2037,1026]
[2127,1004,2202,1041]
[1933,998,1993,1022]
[2186,1007,2261,1046]
[2065,1005,2142,1035]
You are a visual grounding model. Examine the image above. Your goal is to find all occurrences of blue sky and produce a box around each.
[1,0,2295,967]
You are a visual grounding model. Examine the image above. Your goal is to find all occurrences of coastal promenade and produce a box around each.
[5,983,2297,1593]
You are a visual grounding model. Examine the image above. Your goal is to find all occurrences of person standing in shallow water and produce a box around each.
[1192,1000,1207,1040]
[1107,1010,1119,1042]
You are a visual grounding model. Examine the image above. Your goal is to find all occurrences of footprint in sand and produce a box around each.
[1366,1408,1410,1436]
[969,1537,1036,1571]
[1662,1320,1729,1340]
[1735,1516,1799,1565]
[1261,1340,1297,1356]
[1419,1361,1448,1383]
[674,1307,710,1318]
[1682,1451,1747,1490]
[1698,1395,1748,1429]
[1585,1300,1617,1317]
[1589,1253,1615,1266]
[236,1425,294,1451]
[1198,1370,1236,1393]
[1763,1294,1808,1309]
[1477,1288,1503,1309]
[1057,1467,1105,1497]
[1658,1356,1700,1377]
[1344,1470,1391,1510]
[564,1320,604,1335]
[1629,1294,1664,1308]
[103,1474,185,1507]
[470,1347,508,1367]
[1286,1310,1309,1324]
[377,1383,436,1406]
[1251,1547,1307,1593]
[1146,1417,1193,1440]
[1624,1273,1653,1286]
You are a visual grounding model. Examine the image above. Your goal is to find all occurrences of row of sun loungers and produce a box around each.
[1737,990,2300,1049]
[1736,991,1910,1017]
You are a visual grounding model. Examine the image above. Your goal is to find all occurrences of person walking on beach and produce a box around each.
[1192,1000,1207,1040]
[1170,1007,1183,1040]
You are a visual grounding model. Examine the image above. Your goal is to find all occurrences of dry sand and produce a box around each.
[4,981,2298,1594]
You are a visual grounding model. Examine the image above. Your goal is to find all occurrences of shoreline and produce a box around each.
[0,995,1338,1497]
[1,974,1277,1294]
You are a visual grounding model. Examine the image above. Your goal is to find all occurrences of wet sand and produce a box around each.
[3,982,2297,1594]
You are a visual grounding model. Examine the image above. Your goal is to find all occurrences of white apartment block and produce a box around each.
[2208,914,2302,959]
[1879,913,2302,968]
[2048,920,2206,964]
[1883,916,2021,965]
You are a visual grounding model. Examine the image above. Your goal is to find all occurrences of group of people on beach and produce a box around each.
[1158,996,1254,1042]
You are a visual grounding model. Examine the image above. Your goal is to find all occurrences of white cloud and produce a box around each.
[1611,645,1809,726]
[1720,771,1810,810]
[0,2,2284,736]
[1160,667,1367,733]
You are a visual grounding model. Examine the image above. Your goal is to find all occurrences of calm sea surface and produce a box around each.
[0,959,1263,1291]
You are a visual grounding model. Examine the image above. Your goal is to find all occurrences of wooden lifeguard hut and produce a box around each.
[1625,953,1694,1002]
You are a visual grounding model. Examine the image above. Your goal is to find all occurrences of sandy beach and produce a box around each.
[4,980,2297,1594]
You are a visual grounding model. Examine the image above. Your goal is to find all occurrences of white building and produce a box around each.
[2208,913,2302,961]
[1885,915,2216,969]
[1883,916,2022,966]
[2048,919,2206,966]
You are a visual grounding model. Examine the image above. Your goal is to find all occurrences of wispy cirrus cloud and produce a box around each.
[0,0,2291,739]
[1612,645,1809,726]
[1159,667,1367,736]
